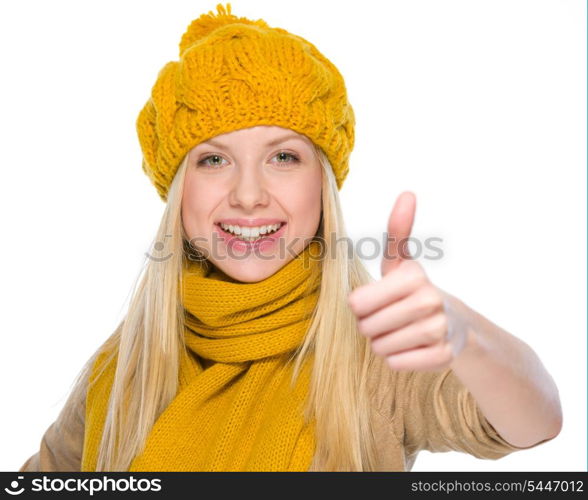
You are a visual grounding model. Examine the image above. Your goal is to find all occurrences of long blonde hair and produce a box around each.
[65,144,381,471]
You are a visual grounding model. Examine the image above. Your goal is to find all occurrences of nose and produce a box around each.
[228,162,271,210]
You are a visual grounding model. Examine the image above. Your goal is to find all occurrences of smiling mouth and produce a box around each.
[215,222,286,242]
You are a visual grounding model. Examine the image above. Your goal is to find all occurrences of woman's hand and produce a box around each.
[348,191,469,372]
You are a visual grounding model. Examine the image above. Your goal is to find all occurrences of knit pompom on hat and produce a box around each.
[136,2,355,202]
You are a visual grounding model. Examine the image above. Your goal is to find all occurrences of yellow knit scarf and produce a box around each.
[81,240,322,471]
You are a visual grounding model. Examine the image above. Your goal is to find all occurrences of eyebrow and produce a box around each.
[201,133,307,149]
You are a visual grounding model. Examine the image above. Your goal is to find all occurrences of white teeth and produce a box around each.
[219,222,284,241]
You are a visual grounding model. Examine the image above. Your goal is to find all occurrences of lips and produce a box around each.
[214,222,287,250]
[215,222,286,237]
[215,218,287,227]
[215,221,285,236]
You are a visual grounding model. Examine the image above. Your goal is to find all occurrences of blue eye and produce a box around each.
[196,151,300,168]
[274,152,300,164]
[197,154,227,168]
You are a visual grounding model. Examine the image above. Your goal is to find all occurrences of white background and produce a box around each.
[0,0,585,472]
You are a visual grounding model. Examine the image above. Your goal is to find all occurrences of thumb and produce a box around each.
[381,191,417,276]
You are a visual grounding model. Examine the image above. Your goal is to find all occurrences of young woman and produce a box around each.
[19,3,562,472]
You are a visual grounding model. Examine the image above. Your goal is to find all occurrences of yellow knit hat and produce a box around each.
[136,2,355,202]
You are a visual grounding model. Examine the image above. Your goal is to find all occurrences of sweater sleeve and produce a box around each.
[397,366,557,459]
[18,368,88,472]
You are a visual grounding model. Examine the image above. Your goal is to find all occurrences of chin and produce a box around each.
[219,258,286,283]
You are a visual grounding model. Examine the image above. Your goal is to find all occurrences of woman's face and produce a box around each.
[181,125,323,283]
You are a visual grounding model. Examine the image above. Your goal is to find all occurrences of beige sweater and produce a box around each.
[18,354,550,471]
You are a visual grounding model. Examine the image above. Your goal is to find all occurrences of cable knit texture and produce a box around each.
[81,240,323,471]
[136,2,355,202]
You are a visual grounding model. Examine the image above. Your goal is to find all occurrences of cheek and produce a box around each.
[182,175,221,235]
[283,171,322,229]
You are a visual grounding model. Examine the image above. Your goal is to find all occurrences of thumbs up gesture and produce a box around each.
[347,191,467,372]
